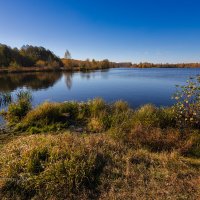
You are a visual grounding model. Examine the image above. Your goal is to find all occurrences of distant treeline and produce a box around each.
[62,58,121,71]
[132,62,200,68]
[1,44,200,71]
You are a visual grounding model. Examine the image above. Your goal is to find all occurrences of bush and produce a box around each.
[107,101,133,139]
[89,98,107,117]
[132,104,160,127]
[158,107,176,128]
[15,101,88,132]
[87,98,110,132]
[132,104,176,128]
[111,101,132,126]
[18,102,67,131]
[16,90,32,102]
[173,75,200,128]
[2,90,32,125]
[60,101,80,122]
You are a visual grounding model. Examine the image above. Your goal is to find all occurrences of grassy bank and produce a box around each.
[0,96,199,199]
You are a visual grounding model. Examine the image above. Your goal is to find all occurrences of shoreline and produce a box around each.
[0,66,82,74]
[0,66,116,74]
[0,66,200,74]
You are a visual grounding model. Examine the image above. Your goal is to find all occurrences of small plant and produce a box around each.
[173,75,200,128]
[0,92,12,106]
[1,90,32,126]
[87,98,110,132]
[16,89,32,103]
[132,104,161,127]
[88,98,107,117]
[15,101,84,132]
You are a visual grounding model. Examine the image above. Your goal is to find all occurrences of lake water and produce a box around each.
[0,68,200,110]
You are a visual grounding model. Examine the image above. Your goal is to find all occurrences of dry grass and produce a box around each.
[0,99,199,199]
[0,132,199,199]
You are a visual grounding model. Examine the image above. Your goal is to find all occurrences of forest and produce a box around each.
[1,44,200,73]
[0,44,119,71]
[0,44,62,68]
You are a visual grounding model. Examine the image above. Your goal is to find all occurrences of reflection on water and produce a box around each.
[0,68,200,109]
[0,72,62,91]
[64,72,73,90]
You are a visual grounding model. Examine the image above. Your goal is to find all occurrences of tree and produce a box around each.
[0,44,62,68]
[64,50,71,59]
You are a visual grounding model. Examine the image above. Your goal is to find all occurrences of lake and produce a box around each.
[0,68,200,110]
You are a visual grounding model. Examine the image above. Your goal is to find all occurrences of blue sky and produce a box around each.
[0,0,200,63]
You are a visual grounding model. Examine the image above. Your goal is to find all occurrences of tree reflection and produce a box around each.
[80,72,91,80]
[63,72,73,90]
[0,69,110,93]
[0,72,62,92]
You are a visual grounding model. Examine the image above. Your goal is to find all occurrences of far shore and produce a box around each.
[0,65,200,74]
[0,66,98,74]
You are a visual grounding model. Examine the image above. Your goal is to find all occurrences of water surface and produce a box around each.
[0,68,200,109]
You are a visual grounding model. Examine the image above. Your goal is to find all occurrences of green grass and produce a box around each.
[2,98,176,132]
